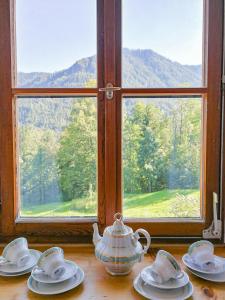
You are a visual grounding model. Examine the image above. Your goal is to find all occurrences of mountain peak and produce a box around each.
[18,48,201,88]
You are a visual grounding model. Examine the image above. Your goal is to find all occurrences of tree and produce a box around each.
[123,101,170,193]
[168,99,201,189]
[19,126,61,207]
[57,98,97,201]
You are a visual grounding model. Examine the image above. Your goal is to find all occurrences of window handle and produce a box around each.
[99,83,121,100]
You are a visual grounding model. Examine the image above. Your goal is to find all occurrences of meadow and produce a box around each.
[21,189,200,218]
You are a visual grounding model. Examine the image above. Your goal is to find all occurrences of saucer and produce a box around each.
[182,254,225,274]
[0,250,41,274]
[187,267,225,282]
[0,266,34,277]
[27,266,84,295]
[31,260,78,283]
[134,274,193,300]
[141,268,189,289]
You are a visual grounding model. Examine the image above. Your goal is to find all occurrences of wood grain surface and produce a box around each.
[0,244,224,300]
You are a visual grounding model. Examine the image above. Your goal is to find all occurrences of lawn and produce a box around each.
[21,189,200,218]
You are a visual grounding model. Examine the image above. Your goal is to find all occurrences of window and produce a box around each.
[0,0,223,241]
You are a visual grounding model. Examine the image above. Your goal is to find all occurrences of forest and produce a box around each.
[19,96,201,218]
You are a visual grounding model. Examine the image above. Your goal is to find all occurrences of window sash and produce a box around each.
[0,0,223,241]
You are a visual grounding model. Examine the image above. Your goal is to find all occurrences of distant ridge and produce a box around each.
[18,48,201,88]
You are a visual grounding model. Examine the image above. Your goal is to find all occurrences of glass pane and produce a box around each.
[122,0,203,88]
[17,97,97,217]
[16,0,96,88]
[122,97,202,218]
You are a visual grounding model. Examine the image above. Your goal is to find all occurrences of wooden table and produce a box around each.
[0,244,224,300]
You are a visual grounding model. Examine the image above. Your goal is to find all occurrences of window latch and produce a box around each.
[99,83,121,100]
[202,192,222,239]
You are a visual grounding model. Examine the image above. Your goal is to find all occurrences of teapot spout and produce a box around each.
[92,223,102,246]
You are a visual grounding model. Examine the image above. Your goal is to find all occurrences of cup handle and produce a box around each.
[176,271,184,279]
[0,256,8,265]
[134,228,151,254]
[32,266,45,275]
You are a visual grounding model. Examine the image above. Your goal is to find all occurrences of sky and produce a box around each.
[16,0,203,73]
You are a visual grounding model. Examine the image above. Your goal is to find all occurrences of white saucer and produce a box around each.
[0,266,34,277]
[31,260,78,283]
[182,253,225,274]
[187,267,225,283]
[0,250,41,275]
[141,268,189,289]
[134,274,193,300]
[27,266,84,295]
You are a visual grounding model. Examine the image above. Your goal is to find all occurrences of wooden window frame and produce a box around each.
[0,0,224,242]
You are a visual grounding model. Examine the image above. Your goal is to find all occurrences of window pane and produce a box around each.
[122,0,203,88]
[16,0,96,88]
[122,97,202,218]
[17,97,97,217]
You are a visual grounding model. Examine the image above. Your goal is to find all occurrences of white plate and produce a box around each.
[134,274,193,300]
[141,268,189,290]
[0,250,41,274]
[31,260,78,283]
[0,266,34,277]
[182,254,225,274]
[27,266,84,295]
[187,267,225,283]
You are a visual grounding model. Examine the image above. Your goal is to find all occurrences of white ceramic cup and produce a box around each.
[149,250,183,284]
[188,240,215,270]
[0,237,31,267]
[33,247,66,279]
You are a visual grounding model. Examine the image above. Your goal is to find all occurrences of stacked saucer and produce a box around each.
[27,247,84,295]
[0,237,41,277]
[182,240,225,283]
[134,250,193,300]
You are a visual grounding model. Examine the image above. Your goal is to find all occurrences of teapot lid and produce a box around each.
[107,213,131,235]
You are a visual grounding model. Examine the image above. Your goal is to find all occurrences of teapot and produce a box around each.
[93,212,151,275]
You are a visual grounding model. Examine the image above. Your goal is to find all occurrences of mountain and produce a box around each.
[17,49,202,131]
[18,48,201,88]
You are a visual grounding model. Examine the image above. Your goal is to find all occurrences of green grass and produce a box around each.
[21,189,200,218]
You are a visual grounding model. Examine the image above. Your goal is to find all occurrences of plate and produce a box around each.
[141,268,189,289]
[31,260,78,283]
[0,250,41,274]
[182,254,225,274]
[134,274,193,300]
[187,267,225,283]
[0,266,34,277]
[27,266,84,295]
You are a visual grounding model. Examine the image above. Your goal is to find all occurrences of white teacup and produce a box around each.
[0,237,31,267]
[33,247,66,279]
[188,240,215,270]
[149,250,183,284]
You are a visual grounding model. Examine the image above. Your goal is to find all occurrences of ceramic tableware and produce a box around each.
[33,247,66,280]
[147,250,184,284]
[0,267,34,277]
[31,260,78,283]
[133,274,193,300]
[187,267,225,283]
[141,268,189,289]
[188,240,215,270]
[93,212,151,275]
[27,266,84,295]
[182,253,225,274]
[0,249,41,275]
[0,237,31,267]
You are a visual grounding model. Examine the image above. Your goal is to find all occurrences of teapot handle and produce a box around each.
[134,229,151,254]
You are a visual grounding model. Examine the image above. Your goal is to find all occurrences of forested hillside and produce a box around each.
[18,48,201,88]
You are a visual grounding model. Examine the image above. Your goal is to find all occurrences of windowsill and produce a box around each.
[0,244,224,299]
